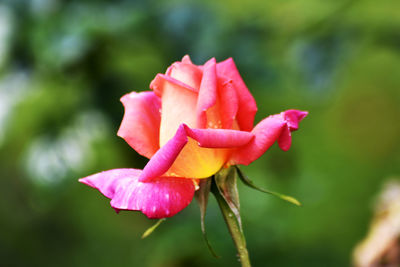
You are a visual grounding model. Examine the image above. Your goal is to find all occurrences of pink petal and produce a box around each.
[139,124,254,182]
[139,125,188,182]
[229,109,308,165]
[229,115,285,165]
[183,125,253,148]
[196,58,217,128]
[217,58,258,131]
[117,91,161,159]
[283,109,309,131]
[277,126,292,151]
[218,80,238,129]
[164,59,202,91]
[150,74,198,96]
[152,73,199,147]
[181,55,193,64]
[278,110,308,151]
[79,169,195,219]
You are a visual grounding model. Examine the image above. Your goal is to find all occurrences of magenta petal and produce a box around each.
[229,115,286,165]
[283,109,309,131]
[117,92,161,159]
[277,126,292,151]
[278,110,308,151]
[79,169,195,219]
[139,125,188,182]
[196,58,217,128]
[139,124,255,182]
[217,58,258,131]
[79,168,141,199]
[230,109,308,165]
[183,125,254,148]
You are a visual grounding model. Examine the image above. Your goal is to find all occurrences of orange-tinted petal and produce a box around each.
[139,124,254,181]
[151,74,199,147]
[166,58,202,91]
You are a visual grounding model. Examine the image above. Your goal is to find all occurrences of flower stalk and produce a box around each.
[212,169,252,267]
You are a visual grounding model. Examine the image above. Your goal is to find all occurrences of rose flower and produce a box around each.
[79,55,307,219]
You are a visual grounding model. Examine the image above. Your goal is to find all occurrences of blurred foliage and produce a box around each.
[0,0,400,266]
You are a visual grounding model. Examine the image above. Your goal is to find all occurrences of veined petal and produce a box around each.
[79,169,195,219]
[229,110,308,165]
[196,58,217,128]
[117,91,161,159]
[217,58,257,131]
[139,125,255,182]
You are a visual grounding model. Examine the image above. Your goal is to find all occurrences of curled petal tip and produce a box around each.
[229,109,308,165]
[278,109,308,151]
[181,55,193,64]
[282,109,308,131]
[78,177,92,187]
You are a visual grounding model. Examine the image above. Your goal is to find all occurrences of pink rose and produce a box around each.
[79,55,307,219]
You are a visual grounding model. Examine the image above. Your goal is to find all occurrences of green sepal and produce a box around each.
[214,166,242,230]
[141,218,166,239]
[211,173,251,266]
[195,178,219,258]
[235,166,301,207]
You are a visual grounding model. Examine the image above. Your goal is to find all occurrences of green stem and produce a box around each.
[213,182,251,267]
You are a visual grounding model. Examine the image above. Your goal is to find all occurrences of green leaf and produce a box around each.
[141,218,166,239]
[214,167,242,230]
[235,166,302,207]
[195,178,219,258]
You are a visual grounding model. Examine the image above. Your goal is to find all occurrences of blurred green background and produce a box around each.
[1,0,400,266]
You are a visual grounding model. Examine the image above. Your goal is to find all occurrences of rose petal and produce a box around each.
[283,109,309,131]
[196,58,217,128]
[151,74,199,147]
[278,110,308,151]
[150,73,198,96]
[217,58,258,131]
[181,55,193,64]
[183,125,253,148]
[139,124,254,182]
[165,59,202,91]
[218,80,238,129]
[277,126,292,151]
[79,169,195,219]
[229,110,308,165]
[117,91,161,159]
[229,115,285,165]
[139,125,188,182]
